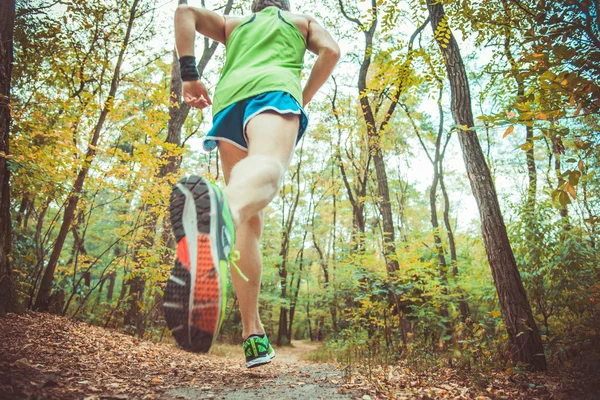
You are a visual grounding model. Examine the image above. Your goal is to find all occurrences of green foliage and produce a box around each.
[510,200,599,366]
[6,0,599,375]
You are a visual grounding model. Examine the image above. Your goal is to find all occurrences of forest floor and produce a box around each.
[0,312,598,399]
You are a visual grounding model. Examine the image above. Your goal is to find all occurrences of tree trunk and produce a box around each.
[351,0,400,273]
[339,0,428,274]
[276,144,304,345]
[404,87,453,323]
[106,272,116,301]
[34,0,140,312]
[124,275,147,337]
[288,229,308,340]
[371,147,400,273]
[426,0,546,371]
[0,0,20,316]
[121,0,235,337]
[501,10,537,213]
[439,164,469,320]
[331,79,369,248]
[277,305,289,346]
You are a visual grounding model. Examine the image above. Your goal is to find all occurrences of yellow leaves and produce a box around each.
[520,142,533,151]
[433,15,451,49]
[503,125,514,138]
[491,310,501,318]
[514,103,530,112]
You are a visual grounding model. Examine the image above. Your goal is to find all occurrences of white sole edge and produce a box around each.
[206,183,223,348]
[246,356,272,368]
[175,183,200,346]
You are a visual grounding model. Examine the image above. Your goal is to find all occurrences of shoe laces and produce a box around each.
[229,250,248,282]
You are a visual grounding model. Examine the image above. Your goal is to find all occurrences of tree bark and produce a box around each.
[339,0,400,272]
[439,164,469,320]
[426,0,546,371]
[106,272,116,301]
[124,274,147,337]
[276,145,304,346]
[288,217,309,339]
[120,0,235,337]
[330,78,369,249]
[0,0,21,316]
[500,6,537,212]
[34,0,141,312]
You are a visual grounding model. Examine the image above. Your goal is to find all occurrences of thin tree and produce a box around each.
[331,78,370,249]
[426,0,546,371]
[276,143,304,346]
[34,0,141,311]
[339,0,428,273]
[0,0,21,316]
[123,0,234,336]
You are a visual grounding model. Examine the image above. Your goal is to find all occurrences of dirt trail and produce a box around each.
[1,313,596,399]
[0,313,363,400]
[166,341,353,399]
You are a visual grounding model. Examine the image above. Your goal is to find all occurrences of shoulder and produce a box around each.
[282,12,311,39]
[224,15,246,38]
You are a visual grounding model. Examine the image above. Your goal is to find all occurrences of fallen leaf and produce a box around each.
[14,358,33,368]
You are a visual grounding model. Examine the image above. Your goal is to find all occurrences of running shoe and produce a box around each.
[163,175,239,353]
[244,334,275,368]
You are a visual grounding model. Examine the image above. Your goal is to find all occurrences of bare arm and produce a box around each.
[174,5,227,55]
[173,5,227,108]
[303,16,341,107]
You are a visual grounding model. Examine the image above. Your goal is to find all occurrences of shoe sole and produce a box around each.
[246,355,272,368]
[245,343,275,368]
[163,176,223,353]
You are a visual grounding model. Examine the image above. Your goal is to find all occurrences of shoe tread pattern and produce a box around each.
[169,175,211,242]
[164,176,215,353]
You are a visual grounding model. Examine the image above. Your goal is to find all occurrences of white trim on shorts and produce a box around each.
[242,106,303,144]
[202,136,249,153]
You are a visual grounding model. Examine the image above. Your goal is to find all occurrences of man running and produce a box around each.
[163,0,340,368]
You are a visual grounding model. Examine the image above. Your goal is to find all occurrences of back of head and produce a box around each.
[251,0,291,13]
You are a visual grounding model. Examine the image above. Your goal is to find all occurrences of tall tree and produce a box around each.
[276,144,304,346]
[331,79,370,248]
[34,0,141,311]
[426,0,546,370]
[348,0,399,273]
[123,0,235,336]
[0,0,20,316]
[338,0,426,273]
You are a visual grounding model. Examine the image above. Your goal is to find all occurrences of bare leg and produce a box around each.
[218,112,299,339]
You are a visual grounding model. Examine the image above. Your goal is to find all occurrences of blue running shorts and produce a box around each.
[203,91,309,152]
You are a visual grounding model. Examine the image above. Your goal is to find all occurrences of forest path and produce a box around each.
[1,312,596,399]
[0,312,363,400]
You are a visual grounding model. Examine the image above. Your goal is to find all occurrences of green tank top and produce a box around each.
[212,7,306,116]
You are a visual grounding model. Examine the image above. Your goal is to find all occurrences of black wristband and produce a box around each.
[179,56,200,81]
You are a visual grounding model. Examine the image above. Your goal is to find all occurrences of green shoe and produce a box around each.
[244,334,274,368]
[267,342,276,360]
[164,176,246,354]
